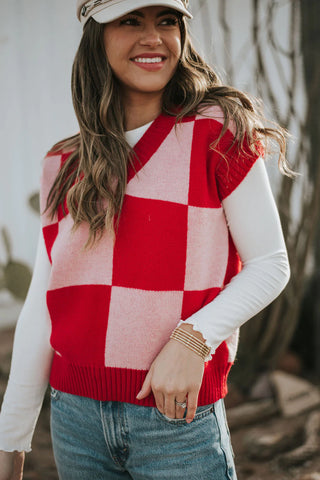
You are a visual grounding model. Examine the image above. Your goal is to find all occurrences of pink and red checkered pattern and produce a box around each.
[40,106,259,406]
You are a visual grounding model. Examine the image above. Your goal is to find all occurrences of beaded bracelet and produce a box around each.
[170,327,211,361]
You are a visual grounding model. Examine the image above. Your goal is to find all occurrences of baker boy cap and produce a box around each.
[77,0,193,27]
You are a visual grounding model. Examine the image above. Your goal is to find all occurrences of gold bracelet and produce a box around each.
[171,328,207,348]
[170,327,211,361]
[171,328,210,353]
[171,330,210,360]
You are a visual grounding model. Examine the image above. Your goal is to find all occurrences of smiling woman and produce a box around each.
[0,1,291,479]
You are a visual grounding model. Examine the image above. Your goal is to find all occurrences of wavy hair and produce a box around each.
[44,11,291,249]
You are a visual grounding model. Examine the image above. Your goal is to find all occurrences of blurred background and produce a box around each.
[0,0,319,479]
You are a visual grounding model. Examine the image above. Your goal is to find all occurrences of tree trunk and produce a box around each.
[230,0,320,390]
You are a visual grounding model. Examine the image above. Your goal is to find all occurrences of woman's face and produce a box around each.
[103,6,182,101]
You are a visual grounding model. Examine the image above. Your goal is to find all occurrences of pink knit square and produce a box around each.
[184,206,229,290]
[49,214,114,289]
[195,105,236,136]
[40,155,61,226]
[126,122,194,205]
[104,287,184,369]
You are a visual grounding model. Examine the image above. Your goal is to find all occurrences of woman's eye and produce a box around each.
[120,17,140,26]
[119,16,178,27]
[160,17,179,26]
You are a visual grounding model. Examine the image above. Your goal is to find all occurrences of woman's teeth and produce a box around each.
[134,57,163,63]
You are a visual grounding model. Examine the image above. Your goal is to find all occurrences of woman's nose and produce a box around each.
[139,26,162,47]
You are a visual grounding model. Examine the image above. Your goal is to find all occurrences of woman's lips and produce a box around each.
[131,55,167,71]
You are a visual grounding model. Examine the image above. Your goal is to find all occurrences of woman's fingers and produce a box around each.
[163,392,197,421]
[175,396,188,419]
[186,391,198,423]
[154,391,165,414]
[136,368,153,400]
[137,338,204,421]
[163,394,176,419]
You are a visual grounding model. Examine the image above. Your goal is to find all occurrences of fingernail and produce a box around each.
[136,391,142,399]
[186,419,193,424]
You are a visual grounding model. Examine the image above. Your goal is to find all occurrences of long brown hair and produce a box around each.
[44,13,291,249]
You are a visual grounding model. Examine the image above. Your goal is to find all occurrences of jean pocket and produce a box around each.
[50,387,62,401]
[154,403,214,426]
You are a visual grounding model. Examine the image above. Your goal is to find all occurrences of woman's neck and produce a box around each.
[123,91,163,131]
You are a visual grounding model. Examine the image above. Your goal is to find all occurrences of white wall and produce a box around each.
[0,0,81,267]
[0,0,305,269]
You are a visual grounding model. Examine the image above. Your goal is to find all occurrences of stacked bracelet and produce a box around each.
[170,327,211,361]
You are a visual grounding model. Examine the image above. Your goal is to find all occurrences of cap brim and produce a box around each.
[91,0,193,24]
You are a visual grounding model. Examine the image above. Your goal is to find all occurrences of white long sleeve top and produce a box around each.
[0,122,289,452]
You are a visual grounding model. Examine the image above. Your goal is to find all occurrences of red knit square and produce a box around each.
[181,288,220,320]
[188,118,222,208]
[42,223,59,264]
[113,195,188,290]
[47,284,111,365]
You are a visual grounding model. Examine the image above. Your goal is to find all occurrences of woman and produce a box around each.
[0,1,291,479]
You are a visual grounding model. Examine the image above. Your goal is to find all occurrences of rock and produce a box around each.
[298,474,320,480]
[226,399,279,430]
[278,410,320,467]
[249,372,274,400]
[277,351,303,376]
[244,426,303,460]
[270,370,320,417]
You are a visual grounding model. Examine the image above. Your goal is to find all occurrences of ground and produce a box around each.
[1,327,319,479]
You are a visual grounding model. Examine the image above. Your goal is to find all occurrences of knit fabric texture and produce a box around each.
[40,106,260,407]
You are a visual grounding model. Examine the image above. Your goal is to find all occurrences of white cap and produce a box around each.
[77,0,192,27]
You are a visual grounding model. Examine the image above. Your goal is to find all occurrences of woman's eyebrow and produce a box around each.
[125,9,179,18]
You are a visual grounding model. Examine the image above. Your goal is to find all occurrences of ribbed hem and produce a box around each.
[50,346,232,407]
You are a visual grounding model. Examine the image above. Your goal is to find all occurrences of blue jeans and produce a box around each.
[50,388,237,480]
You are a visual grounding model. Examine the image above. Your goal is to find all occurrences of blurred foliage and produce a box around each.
[0,193,39,302]
[28,192,40,214]
[0,227,32,301]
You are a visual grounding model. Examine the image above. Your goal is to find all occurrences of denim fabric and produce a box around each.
[50,388,237,480]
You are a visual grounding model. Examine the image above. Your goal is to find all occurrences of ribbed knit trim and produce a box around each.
[217,152,258,200]
[49,351,231,407]
[216,134,261,201]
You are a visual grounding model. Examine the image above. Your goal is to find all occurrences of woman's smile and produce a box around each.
[131,53,167,71]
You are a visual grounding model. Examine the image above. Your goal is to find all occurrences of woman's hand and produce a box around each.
[0,451,25,480]
[136,325,206,423]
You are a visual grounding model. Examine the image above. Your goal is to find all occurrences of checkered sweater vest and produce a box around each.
[40,106,260,406]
